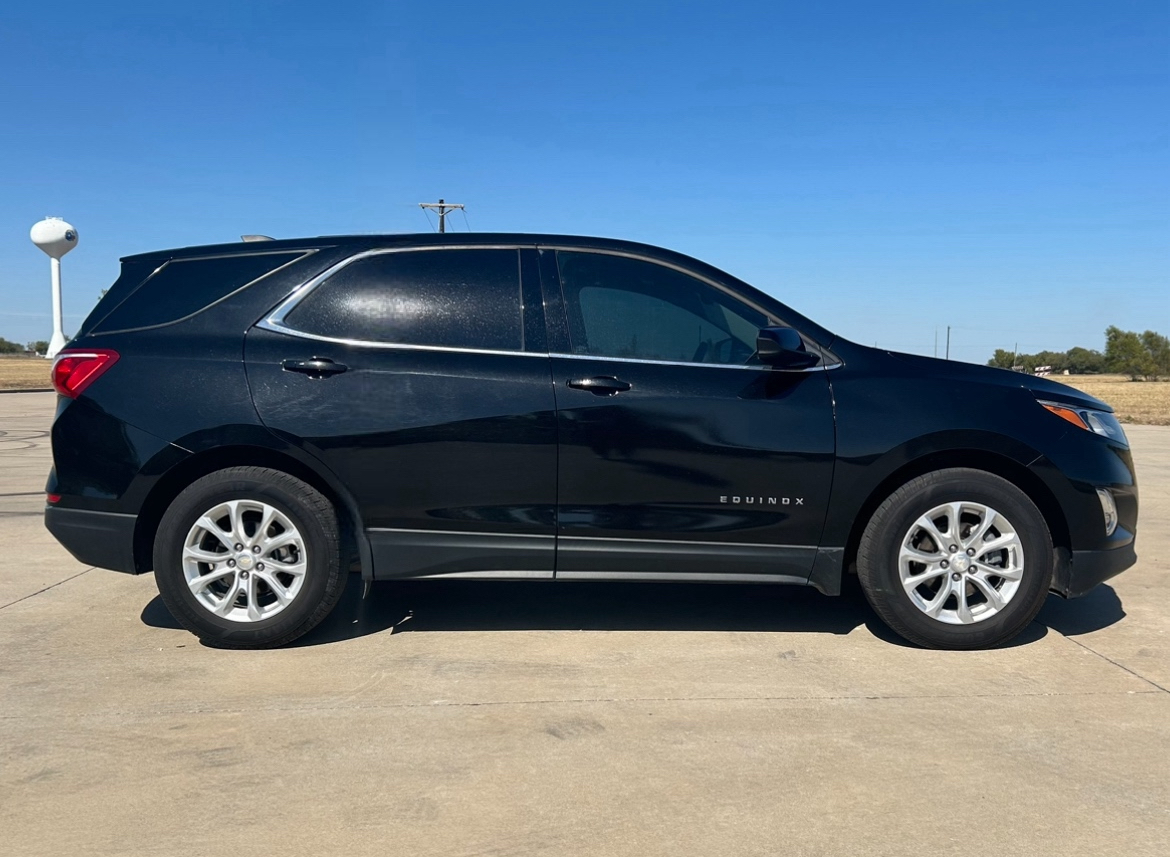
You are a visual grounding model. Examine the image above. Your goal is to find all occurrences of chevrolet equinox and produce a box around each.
[44,234,1138,649]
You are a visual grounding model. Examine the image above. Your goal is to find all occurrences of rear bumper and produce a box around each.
[1052,534,1137,599]
[44,506,139,574]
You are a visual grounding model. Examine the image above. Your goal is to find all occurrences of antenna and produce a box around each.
[30,217,79,359]
[418,198,465,233]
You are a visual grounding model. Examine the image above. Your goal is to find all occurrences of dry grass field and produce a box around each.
[1046,373,1170,426]
[1,358,1166,423]
[0,356,51,391]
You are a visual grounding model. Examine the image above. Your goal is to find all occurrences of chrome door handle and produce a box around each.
[282,358,348,378]
[567,376,632,395]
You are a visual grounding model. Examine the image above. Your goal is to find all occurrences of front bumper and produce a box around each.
[1051,534,1137,599]
[45,506,138,574]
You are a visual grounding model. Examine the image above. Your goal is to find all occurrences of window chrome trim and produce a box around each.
[550,351,839,372]
[257,243,841,369]
[252,327,840,367]
[551,351,763,371]
[541,245,840,371]
[94,249,318,336]
[260,245,533,350]
[541,244,781,329]
[256,323,549,358]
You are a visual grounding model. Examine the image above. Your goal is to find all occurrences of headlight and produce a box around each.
[1038,400,1128,443]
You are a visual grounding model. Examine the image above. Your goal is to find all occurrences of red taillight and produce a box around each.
[46,494,61,504]
[51,349,120,399]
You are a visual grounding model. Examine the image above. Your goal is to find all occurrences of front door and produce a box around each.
[543,248,836,582]
[245,246,558,579]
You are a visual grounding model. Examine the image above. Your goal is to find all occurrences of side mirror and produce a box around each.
[756,327,819,369]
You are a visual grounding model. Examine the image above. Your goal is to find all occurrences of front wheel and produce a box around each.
[857,468,1053,650]
[153,466,346,648]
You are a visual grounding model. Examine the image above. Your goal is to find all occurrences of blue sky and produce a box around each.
[1,1,1166,361]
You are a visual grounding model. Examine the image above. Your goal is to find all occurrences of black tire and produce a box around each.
[857,468,1052,650]
[153,466,346,649]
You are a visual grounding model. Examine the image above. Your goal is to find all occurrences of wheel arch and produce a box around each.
[132,443,371,579]
[840,448,1071,579]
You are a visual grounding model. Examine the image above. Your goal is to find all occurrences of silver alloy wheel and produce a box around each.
[182,500,308,623]
[898,501,1024,625]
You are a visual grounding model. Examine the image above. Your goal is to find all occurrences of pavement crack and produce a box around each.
[0,566,96,611]
[1060,635,1169,693]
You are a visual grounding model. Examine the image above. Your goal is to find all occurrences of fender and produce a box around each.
[130,423,375,581]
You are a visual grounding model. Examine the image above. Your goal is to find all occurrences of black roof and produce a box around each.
[122,232,678,263]
[120,232,837,347]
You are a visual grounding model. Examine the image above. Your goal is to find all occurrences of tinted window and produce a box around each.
[283,249,523,350]
[557,251,767,365]
[77,258,159,337]
[94,252,303,333]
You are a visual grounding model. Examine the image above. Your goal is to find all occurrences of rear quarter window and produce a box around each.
[280,248,523,351]
[93,252,305,333]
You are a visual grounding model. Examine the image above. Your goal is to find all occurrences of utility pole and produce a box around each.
[418,198,464,233]
[934,327,938,358]
[945,325,951,361]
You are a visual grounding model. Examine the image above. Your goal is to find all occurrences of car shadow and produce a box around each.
[139,595,184,630]
[139,576,1126,649]
[290,576,871,647]
[1035,584,1126,637]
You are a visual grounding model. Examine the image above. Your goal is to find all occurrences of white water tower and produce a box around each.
[30,217,78,358]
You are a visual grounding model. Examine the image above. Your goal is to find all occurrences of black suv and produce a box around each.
[45,234,1138,649]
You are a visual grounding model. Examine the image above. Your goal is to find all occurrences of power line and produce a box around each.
[418,198,465,234]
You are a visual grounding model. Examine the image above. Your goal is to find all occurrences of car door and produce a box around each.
[542,247,836,582]
[245,245,558,580]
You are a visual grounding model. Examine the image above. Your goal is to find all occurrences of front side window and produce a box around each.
[556,251,767,365]
[282,248,522,351]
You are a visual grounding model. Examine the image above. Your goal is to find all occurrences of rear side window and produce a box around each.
[76,258,160,338]
[94,252,304,333]
[281,249,523,351]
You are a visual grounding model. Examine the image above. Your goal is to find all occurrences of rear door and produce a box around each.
[542,248,836,582]
[245,245,558,580]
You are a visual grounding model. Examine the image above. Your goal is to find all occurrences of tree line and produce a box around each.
[0,338,50,355]
[988,327,1170,381]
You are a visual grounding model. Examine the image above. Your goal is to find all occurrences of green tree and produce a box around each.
[1140,331,1170,380]
[1016,352,1041,373]
[0,337,24,354]
[1032,350,1069,372]
[1066,346,1105,374]
[27,340,50,355]
[987,349,1016,369]
[1105,326,1155,380]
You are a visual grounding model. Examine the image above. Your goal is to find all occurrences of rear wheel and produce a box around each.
[857,468,1052,649]
[153,466,346,648]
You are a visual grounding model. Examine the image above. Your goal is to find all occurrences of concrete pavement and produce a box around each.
[2,392,1167,856]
